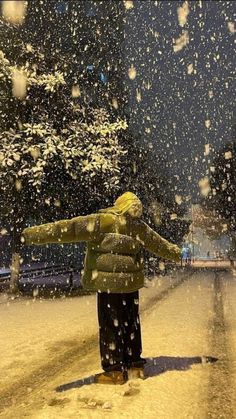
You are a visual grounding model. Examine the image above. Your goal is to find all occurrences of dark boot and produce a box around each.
[128,367,145,380]
[94,370,128,385]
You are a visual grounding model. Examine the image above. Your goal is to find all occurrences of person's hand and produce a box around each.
[173,246,181,262]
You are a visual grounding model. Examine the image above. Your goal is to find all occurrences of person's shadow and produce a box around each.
[55,355,218,393]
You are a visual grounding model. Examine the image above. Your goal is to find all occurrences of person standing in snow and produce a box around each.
[181,245,190,266]
[22,192,181,385]
[181,246,186,266]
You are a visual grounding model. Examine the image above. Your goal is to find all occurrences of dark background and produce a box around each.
[124,0,235,198]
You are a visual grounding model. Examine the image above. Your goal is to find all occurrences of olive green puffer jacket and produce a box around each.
[23,213,181,293]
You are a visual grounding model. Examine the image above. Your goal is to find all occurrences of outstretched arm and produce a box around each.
[22,214,100,245]
[135,221,181,262]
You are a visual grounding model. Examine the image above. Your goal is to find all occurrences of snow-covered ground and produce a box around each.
[0,268,236,418]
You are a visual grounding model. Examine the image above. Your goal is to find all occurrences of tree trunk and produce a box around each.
[9,251,21,294]
[9,224,22,294]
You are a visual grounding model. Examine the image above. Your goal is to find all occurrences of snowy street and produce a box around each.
[1,268,236,418]
[0,0,235,418]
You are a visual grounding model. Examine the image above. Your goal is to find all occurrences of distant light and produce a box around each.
[100,72,107,83]
[55,2,68,14]
[87,65,95,73]
[85,2,97,17]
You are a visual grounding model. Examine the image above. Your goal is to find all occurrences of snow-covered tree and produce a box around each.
[0,16,127,292]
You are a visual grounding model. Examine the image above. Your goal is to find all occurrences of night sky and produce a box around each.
[1,0,235,201]
[124,0,235,199]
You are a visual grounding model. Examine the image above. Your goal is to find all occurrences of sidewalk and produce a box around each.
[191,259,233,269]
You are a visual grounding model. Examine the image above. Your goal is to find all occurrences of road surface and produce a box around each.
[0,268,236,418]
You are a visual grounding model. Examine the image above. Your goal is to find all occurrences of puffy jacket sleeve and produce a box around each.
[134,221,181,262]
[22,214,100,245]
